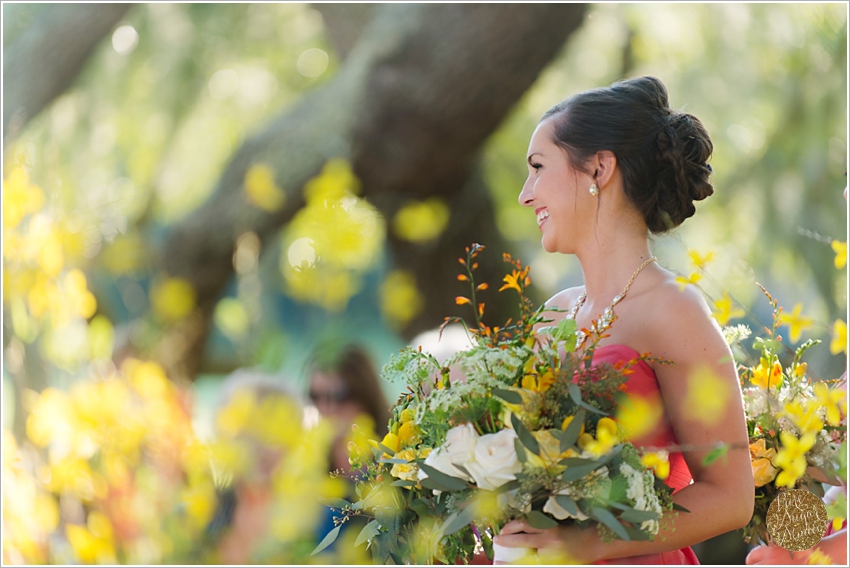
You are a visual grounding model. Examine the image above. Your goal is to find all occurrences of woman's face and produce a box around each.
[308,371,364,426]
[518,118,595,254]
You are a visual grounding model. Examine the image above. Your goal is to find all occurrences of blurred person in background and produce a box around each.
[201,369,305,564]
[305,341,391,555]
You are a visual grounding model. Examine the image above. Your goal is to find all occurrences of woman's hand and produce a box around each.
[493,520,598,565]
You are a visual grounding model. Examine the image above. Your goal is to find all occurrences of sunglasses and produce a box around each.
[309,388,352,404]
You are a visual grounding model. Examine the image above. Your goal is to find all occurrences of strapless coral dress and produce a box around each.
[591,344,699,565]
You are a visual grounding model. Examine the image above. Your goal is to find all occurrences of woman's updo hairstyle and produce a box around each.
[542,76,714,233]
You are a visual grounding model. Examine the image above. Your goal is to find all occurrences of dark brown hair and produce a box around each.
[306,342,390,436]
[542,76,714,233]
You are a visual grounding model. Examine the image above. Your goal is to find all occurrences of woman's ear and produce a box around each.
[592,151,618,189]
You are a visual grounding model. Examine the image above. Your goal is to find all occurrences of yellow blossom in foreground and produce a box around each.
[779,303,814,344]
[805,549,833,564]
[685,366,729,425]
[675,272,702,291]
[712,293,745,326]
[688,249,716,270]
[832,240,847,270]
[774,431,816,489]
[813,382,845,427]
[782,400,825,435]
[640,451,670,480]
[831,319,847,355]
[615,394,663,441]
[749,439,779,487]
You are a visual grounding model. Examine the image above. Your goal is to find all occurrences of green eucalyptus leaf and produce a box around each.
[493,388,523,405]
[591,506,630,541]
[511,412,540,455]
[311,525,341,556]
[527,510,559,529]
[418,463,470,491]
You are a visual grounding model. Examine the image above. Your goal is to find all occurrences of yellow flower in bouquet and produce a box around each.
[748,439,779,487]
[751,357,783,390]
[774,431,817,489]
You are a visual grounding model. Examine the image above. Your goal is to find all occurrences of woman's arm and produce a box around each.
[495,282,755,563]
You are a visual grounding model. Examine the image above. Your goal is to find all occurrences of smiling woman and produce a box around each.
[495,76,754,565]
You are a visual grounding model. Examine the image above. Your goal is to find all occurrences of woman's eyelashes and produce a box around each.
[529,162,542,171]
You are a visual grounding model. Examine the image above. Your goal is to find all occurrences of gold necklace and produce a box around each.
[569,256,657,349]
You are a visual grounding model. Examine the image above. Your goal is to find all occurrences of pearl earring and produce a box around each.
[589,183,599,196]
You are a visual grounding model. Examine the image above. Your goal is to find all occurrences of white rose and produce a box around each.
[465,428,522,491]
[542,490,589,521]
[419,422,478,482]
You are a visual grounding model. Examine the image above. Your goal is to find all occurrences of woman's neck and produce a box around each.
[575,242,654,313]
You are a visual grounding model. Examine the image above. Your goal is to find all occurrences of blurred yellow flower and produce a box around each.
[392,198,450,243]
[685,366,729,425]
[781,400,824,434]
[675,272,702,291]
[581,417,619,457]
[813,382,845,427]
[831,319,847,355]
[244,163,286,212]
[832,240,847,270]
[123,359,171,401]
[778,303,814,344]
[640,451,670,480]
[87,315,115,361]
[151,277,196,322]
[615,394,663,441]
[215,389,255,438]
[3,165,44,230]
[774,431,816,489]
[180,479,217,528]
[806,549,833,564]
[64,269,97,319]
[712,293,745,326]
[380,269,424,327]
[66,521,116,564]
[688,249,716,270]
[748,439,778,487]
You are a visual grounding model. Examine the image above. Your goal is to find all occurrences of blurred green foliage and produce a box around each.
[4,0,845,422]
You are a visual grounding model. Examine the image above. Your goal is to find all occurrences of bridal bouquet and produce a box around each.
[314,245,680,564]
[735,286,847,545]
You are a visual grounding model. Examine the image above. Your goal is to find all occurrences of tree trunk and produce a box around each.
[3,3,133,145]
[157,3,588,381]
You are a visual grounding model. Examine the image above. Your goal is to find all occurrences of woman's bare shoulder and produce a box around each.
[638,274,730,366]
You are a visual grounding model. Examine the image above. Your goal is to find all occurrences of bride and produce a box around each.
[493,76,754,564]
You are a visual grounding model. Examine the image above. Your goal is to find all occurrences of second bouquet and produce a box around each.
[315,245,683,564]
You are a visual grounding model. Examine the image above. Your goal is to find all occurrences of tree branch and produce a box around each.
[3,3,133,144]
[155,3,587,381]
